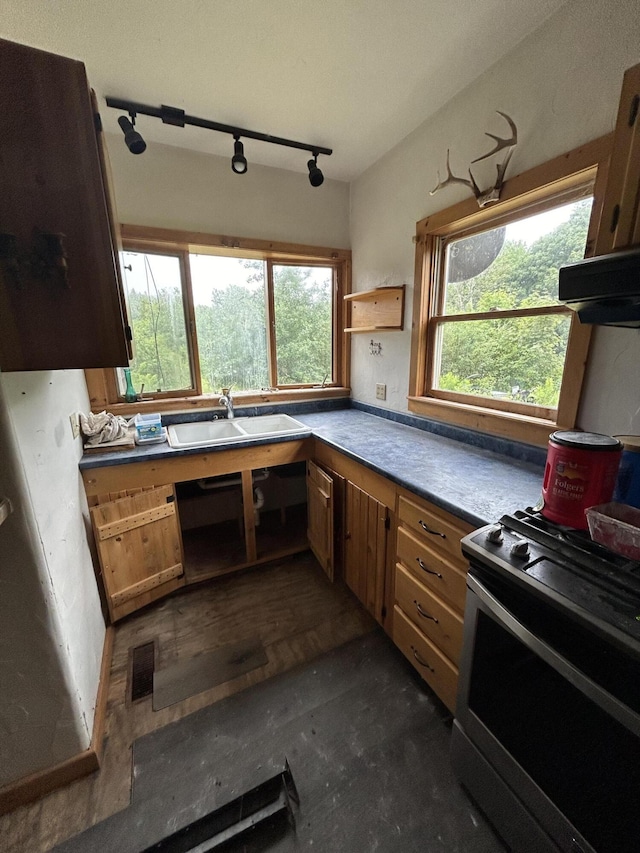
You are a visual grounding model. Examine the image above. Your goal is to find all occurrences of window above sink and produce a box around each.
[84,226,351,416]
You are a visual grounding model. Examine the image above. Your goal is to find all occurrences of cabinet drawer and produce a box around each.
[398,495,468,566]
[396,526,467,610]
[395,564,463,664]
[393,606,459,712]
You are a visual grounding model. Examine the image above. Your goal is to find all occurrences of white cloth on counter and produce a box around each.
[80,411,129,446]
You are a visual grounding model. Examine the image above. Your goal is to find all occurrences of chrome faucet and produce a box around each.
[219,388,235,419]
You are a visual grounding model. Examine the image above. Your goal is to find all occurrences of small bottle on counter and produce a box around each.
[123,367,138,403]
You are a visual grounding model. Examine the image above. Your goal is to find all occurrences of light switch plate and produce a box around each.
[375,383,386,400]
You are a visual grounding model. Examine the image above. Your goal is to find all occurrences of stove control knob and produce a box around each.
[510,539,530,559]
[485,524,503,544]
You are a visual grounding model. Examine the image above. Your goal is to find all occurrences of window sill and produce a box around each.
[407,396,562,448]
[91,386,350,417]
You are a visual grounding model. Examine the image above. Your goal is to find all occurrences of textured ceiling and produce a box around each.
[1,0,569,181]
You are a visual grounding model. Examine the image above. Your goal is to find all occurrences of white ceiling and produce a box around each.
[1,0,569,182]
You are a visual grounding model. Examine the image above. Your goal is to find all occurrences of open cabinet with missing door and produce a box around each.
[176,462,309,585]
[82,438,314,622]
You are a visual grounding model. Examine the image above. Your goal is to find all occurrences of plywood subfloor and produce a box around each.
[182,507,309,584]
[0,551,375,853]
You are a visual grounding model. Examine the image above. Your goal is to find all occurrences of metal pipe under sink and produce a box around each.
[196,469,269,491]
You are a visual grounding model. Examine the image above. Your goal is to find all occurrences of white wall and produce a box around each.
[107,136,351,249]
[349,0,640,435]
[0,370,104,785]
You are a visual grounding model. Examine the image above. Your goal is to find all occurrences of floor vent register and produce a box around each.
[130,641,155,702]
[140,760,299,852]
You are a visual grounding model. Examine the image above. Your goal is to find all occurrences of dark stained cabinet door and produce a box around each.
[0,38,129,371]
[596,62,640,253]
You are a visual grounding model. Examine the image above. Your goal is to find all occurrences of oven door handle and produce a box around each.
[466,571,640,737]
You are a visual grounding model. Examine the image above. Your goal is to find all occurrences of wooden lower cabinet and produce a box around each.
[306,456,390,621]
[83,438,476,669]
[394,563,463,664]
[344,481,388,622]
[90,485,185,622]
[393,607,459,712]
[83,441,311,620]
[306,460,335,580]
[392,491,473,712]
[311,443,395,627]
[396,526,467,607]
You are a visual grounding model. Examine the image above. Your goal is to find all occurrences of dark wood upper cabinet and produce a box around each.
[595,62,640,254]
[0,38,130,371]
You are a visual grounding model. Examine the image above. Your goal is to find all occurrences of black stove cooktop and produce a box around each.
[462,508,640,650]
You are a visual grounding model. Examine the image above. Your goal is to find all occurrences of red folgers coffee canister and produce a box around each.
[541,431,622,529]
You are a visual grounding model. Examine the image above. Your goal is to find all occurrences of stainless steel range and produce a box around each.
[451,509,640,853]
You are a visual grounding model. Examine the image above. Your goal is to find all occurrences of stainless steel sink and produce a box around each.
[167,413,308,449]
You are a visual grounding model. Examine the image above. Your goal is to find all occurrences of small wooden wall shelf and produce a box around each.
[344,285,405,333]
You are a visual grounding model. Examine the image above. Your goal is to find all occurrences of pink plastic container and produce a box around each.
[586,502,640,561]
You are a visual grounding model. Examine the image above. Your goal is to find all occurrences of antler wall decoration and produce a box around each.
[430,111,518,208]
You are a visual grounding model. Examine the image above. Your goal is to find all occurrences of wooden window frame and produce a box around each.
[105,246,201,402]
[408,134,613,447]
[86,225,352,415]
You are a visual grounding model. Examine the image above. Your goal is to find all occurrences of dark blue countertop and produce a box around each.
[298,410,543,527]
[80,409,544,528]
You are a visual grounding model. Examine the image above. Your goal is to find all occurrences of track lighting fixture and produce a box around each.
[106,97,331,187]
[117,114,146,154]
[231,137,247,174]
[307,154,324,187]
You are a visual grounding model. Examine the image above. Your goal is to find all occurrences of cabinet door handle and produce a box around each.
[415,601,438,622]
[412,647,434,672]
[416,557,442,578]
[419,520,446,538]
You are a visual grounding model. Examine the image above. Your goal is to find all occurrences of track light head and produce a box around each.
[118,115,146,154]
[307,154,324,187]
[231,137,248,174]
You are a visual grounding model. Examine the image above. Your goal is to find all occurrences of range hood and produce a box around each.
[559,246,640,328]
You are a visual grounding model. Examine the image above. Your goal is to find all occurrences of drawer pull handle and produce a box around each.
[412,647,434,672]
[415,601,438,622]
[419,520,446,539]
[416,557,442,578]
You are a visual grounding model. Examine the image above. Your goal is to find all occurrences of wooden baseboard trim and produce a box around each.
[0,625,114,815]
[91,624,114,763]
[0,749,99,815]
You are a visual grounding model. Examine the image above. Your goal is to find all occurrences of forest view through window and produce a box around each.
[432,197,593,413]
[118,248,335,398]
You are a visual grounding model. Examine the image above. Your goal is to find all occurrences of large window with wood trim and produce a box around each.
[87,227,350,410]
[409,136,611,446]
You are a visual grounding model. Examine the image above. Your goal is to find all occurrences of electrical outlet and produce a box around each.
[375,383,386,401]
[69,412,80,439]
